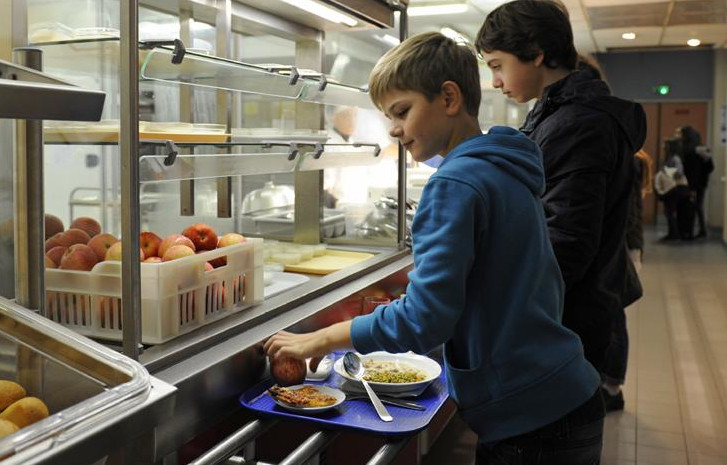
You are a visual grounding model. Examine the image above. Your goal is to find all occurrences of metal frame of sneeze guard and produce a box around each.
[0,297,157,463]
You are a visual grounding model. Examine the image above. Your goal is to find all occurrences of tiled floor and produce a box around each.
[422,229,727,464]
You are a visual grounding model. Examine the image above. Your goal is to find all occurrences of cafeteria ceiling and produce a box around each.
[406,0,727,54]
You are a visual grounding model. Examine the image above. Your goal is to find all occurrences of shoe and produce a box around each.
[601,387,624,412]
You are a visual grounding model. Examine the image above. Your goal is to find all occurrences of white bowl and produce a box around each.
[333,352,441,396]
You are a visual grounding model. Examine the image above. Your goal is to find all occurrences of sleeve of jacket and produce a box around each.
[351,176,480,355]
[539,119,615,290]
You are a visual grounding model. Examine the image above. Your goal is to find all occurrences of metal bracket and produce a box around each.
[318,74,328,91]
[163,140,179,166]
[312,142,324,159]
[287,66,300,86]
[353,142,382,157]
[139,38,187,64]
[288,142,299,160]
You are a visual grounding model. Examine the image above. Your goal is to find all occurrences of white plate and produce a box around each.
[269,384,345,413]
[333,352,441,396]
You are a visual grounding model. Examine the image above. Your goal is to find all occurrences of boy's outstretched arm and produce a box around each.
[264,320,353,360]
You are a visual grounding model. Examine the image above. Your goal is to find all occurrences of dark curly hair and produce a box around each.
[476,0,577,71]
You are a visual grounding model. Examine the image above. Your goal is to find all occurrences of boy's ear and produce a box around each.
[440,81,463,116]
[533,50,545,68]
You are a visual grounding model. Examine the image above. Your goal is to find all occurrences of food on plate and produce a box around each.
[362,360,427,384]
[0,397,49,428]
[162,244,195,261]
[268,385,337,407]
[159,234,196,257]
[87,233,119,262]
[139,231,162,258]
[70,216,101,238]
[0,419,18,439]
[0,381,26,411]
[269,356,306,386]
[59,244,98,271]
[182,223,218,251]
[44,214,64,240]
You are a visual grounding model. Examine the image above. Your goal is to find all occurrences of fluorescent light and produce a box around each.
[375,34,400,47]
[441,27,470,44]
[621,32,636,40]
[408,3,468,16]
[279,0,358,27]
[687,38,701,47]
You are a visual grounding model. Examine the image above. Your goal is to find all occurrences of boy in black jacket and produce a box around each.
[476,0,647,374]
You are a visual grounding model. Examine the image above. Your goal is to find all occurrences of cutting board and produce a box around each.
[284,250,374,275]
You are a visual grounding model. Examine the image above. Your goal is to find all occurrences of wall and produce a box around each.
[596,50,714,102]
[715,51,727,242]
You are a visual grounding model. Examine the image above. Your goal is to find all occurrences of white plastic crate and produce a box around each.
[44,238,263,344]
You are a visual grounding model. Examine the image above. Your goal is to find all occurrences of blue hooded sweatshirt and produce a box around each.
[351,127,600,444]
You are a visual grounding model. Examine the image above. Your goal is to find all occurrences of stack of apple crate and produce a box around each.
[44,239,263,344]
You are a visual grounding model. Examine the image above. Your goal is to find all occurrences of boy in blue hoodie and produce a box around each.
[265,32,603,464]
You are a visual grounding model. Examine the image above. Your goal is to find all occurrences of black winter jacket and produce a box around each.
[521,70,647,329]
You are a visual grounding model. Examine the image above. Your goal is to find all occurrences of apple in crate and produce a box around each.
[210,233,246,267]
[46,246,67,267]
[162,245,195,261]
[182,223,218,251]
[44,256,56,269]
[59,244,98,271]
[159,234,196,258]
[88,233,118,262]
[140,231,162,258]
[70,217,101,238]
[144,256,162,263]
[105,242,145,261]
[44,214,64,240]
[63,228,91,246]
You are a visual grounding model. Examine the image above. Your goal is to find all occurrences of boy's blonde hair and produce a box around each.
[369,32,481,117]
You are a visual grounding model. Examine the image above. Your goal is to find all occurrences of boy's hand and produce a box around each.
[264,321,353,361]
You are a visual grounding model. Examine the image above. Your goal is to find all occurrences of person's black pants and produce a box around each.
[476,390,605,465]
[693,188,707,235]
[601,307,628,385]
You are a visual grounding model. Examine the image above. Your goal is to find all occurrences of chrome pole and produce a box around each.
[13,47,45,313]
[397,8,408,248]
[120,0,142,359]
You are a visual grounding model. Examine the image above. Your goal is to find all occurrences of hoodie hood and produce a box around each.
[439,127,545,196]
[522,70,646,153]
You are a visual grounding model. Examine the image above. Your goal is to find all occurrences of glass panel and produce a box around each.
[140,47,305,100]
[139,152,296,183]
[300,81,375,110]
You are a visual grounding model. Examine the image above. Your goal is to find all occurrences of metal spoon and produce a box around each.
[342,352,393,422]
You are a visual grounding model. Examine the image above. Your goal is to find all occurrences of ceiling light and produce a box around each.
[687,38,701,47]
[408,3,469,16]
[621,32,636,40]
[279,0,358,27]
[440,27,470,44]
[374,34,400,47]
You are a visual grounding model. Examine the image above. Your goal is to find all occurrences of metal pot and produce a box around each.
[241,181,295,215]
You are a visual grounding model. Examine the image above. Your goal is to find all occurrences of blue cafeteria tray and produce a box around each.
[239,356,449,436]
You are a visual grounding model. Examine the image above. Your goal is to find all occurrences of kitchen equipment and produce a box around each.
[241,181,295,215]
[342,352,393,422]
[355,196,416,241]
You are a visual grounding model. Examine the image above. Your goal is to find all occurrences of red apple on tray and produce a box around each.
[210,233,246,267]
[87,233,118,262]
[182,223,218,251]
[46,246,67,267]
[139,231,162,258]
[59,244,98,271]
[44,214,64,240]
[159,234,195,258]
[105,241,145,261]
[70,217,101,238]
[162,245,195,262]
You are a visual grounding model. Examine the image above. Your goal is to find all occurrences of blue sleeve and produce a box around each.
[351,176,481,354]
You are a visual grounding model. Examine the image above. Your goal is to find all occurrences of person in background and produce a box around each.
[655,151,690,241]
[477,0,647,378]
[267,32,604,465]
[323,105,359,208]
[679,126,714,239]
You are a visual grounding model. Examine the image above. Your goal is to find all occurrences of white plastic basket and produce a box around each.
[44,238,263,344]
